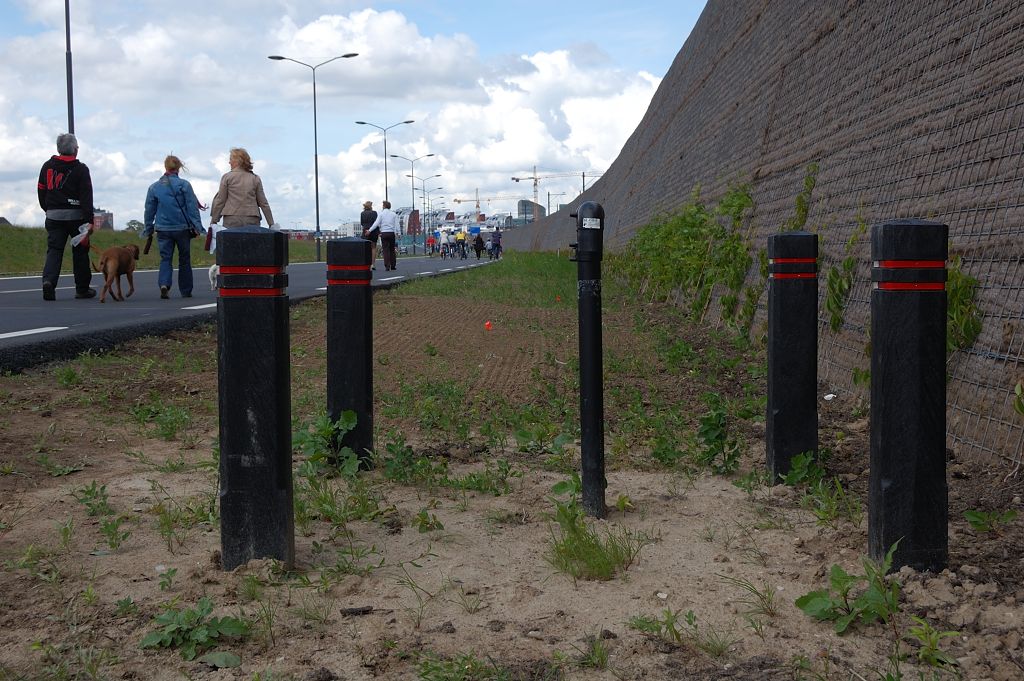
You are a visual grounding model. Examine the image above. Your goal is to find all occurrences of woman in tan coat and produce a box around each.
[210,148,275,228]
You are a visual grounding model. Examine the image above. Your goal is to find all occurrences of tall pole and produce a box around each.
[64,0,74,133]
[382,134,389,203]
[356,120,414,206]
[312,67,321,262]
[268,53,358,262]
[391,154,434,240]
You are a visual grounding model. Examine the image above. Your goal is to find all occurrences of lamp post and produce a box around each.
[356,120,414,203]
[408,173,441,252]
[547,191,567,217]
[269,52,358,262]
[423,186,443,249]
[64,0,75,133]
[390,153,433,237]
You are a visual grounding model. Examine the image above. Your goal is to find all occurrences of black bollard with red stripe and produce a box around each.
[327,238,374,467]
[869,219,948,572]
[217,227,294,571]
[766,231,818,481]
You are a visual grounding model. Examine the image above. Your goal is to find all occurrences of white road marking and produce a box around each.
[378,276,403,282]
[182,303,216,310]
[439,268,453,272]
[2,286,73,294]
[0,326,68,339]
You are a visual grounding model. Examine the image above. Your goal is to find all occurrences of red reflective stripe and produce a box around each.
[769,257,816,264]
[219,266,284,275]
[327,279,371,286]
[219,288,285,297]
[327,264,370,271]
[876,282,945,291]
[877,260,945,268]
[769,272,816,279]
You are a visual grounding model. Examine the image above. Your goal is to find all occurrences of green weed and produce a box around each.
[629,608,738,658]
[98,515,131,551]
[72,480,114,516]
[906,616,959,671]
[718,574,778,617]
[795,542,900,634]
[545,485,654,583]
[413,509,445,533]
[115,596,139,617]
[158,566,178,591]
[140,597,249,660]
[293,410,361,474]
[800,478,863,529]
[36,452,85,477]
[963,508,1017,534]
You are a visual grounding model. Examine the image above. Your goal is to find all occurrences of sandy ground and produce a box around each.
[0,288,1022,681]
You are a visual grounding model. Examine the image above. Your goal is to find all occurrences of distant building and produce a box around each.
[517,200,545,223]
[92,208,114,231]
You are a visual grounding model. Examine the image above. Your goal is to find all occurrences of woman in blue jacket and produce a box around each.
[143,155,205,298]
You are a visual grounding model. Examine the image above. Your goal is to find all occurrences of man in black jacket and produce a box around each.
[37,133,95,300]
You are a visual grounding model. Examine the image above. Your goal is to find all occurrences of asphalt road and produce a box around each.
[0,253,492,373]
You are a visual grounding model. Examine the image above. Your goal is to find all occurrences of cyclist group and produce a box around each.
[433,228,502,260]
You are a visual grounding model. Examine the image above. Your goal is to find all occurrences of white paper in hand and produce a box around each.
[69,223,91,247]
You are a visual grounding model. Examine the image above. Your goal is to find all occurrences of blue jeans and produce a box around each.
[157,230,193,294]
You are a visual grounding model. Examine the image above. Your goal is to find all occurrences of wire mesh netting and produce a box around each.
[515,0,1024,467]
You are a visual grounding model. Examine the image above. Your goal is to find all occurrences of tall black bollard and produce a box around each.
[327,238,374,467]
[569,202,606,518]
[869,219,948,572]
[217,227,294,571]
[766,231,819,481]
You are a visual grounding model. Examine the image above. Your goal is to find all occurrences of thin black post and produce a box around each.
[327,238,374,467]
[869,219,948,572]
[312,66,322,263]
[217,228,293,571]
[64,0,74,134]
[766,231,818,481]
[570,201,606,518]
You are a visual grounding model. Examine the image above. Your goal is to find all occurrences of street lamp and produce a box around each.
[356,120,414,203]
[390,153,434,237]
[64,0,75,133]
[422,186,443,249]
[408,173,441,252]
[269,52,358,262]
[547,191,567,216]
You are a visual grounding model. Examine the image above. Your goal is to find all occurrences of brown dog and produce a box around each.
[90,244,140,303]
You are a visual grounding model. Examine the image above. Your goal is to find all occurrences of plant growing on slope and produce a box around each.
[824,214,867,332]
[946,254,982,354]
[784,163,819,232]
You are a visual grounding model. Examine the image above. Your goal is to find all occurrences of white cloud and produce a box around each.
[0,5,664,228]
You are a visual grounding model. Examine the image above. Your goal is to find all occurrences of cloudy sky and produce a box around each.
[0,0,705,230]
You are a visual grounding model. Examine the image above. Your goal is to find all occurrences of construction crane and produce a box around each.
[451,189,523,222]
[510,166,604,218]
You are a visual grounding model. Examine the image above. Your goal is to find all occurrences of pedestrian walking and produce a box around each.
[368,200,400,271]
[360,200,379,270]
[143,155,205,299]
[490,228,503,259]
[37,133,95,300]
[209,148,275,228]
